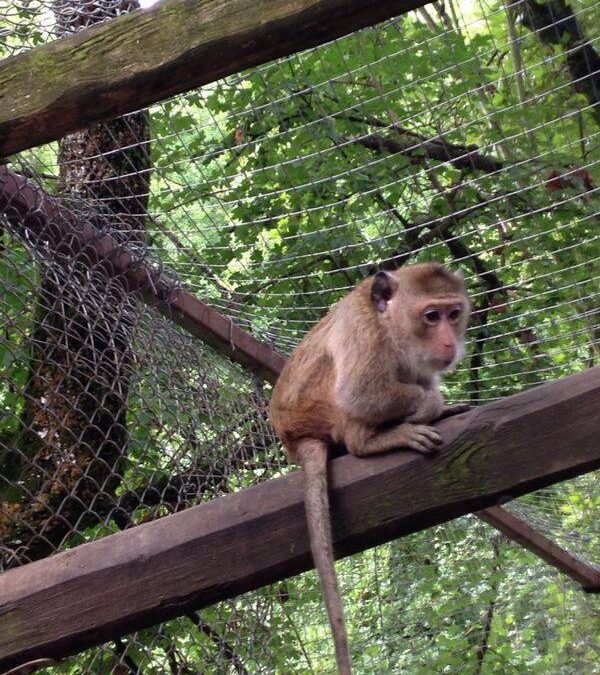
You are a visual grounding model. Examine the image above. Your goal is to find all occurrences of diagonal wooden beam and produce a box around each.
[0,0,435,158]
[0,366,599,671]
[478,506,600,591]
[1,165,597,592]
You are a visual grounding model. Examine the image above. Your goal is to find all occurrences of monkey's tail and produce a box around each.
[1,659,56,675]
[297,439,353,675]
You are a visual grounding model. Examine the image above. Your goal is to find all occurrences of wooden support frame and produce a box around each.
[0,0,597,665]
[0,366,599,670]
[0,0,594,599]
[1,164,597,587]
[0,0,434,158]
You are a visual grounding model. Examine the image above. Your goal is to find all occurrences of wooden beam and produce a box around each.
[0,0,433,158]
[1,165,597,591]
[0,166,285,382]
[478,506,600,592]
[0,367,599,669]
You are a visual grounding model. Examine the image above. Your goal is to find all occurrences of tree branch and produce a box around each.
[520,0,600,125]
[342,128,502,173]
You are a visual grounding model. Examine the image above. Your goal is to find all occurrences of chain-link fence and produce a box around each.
[1,0,599,672]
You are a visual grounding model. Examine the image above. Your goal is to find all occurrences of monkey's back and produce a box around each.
[269,314,341,462]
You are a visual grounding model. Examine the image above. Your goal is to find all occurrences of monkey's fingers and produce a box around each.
[416,424,443,443]
[404,424,442,454]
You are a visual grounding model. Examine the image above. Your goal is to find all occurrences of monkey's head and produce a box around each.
[370,263,470,376]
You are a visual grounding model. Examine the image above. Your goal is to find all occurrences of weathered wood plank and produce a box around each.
[1,367,599,670]
[0,0,433,157]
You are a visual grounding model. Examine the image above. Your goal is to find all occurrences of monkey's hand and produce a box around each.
[347,421,442,456]
[437,404,471,420]
[399,423,443,454]
[403,388,446,424]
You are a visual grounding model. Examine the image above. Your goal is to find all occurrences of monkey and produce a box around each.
[269,262,470,675]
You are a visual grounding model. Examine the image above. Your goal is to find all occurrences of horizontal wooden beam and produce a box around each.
[0,166,285,382]
[0,0,433,158]
[478,506,600,592]
[1,367,599,670]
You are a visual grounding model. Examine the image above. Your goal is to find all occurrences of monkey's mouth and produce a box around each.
[433,356,455,370]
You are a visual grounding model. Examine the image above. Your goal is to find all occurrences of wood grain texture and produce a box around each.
[0,0,433,157]
[1,367,599,670]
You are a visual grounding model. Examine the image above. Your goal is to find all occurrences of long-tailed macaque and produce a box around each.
[269,263,470,675]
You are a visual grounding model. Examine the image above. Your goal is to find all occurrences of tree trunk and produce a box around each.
[0,0,151,568]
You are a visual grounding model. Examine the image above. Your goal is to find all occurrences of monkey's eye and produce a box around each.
[423,309,441,325]
[448,307,462,322]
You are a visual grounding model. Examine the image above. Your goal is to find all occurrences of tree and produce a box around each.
[0,0,151,566]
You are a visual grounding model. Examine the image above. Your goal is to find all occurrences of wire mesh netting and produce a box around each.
[1,0,599,672]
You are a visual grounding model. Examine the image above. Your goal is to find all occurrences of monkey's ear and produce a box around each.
[371,271,397,312]
[454,268,465,281]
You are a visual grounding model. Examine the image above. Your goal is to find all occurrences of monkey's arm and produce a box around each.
[338,375,433,424]
[342,384,449,457]
[399,385,450,424]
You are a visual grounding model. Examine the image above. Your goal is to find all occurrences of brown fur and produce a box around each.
[269,263,470,674]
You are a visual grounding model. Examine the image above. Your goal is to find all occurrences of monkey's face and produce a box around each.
[369,266,470,376]
[412,299,468,372]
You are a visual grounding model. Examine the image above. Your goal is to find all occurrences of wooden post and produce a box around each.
[478,506,600,592]
[0,166,285,382]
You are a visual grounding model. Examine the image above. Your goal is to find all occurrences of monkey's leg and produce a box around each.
[297,439,353,675]
[346,421,442,457]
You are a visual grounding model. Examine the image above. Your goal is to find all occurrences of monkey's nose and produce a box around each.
[442,347,456,365]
